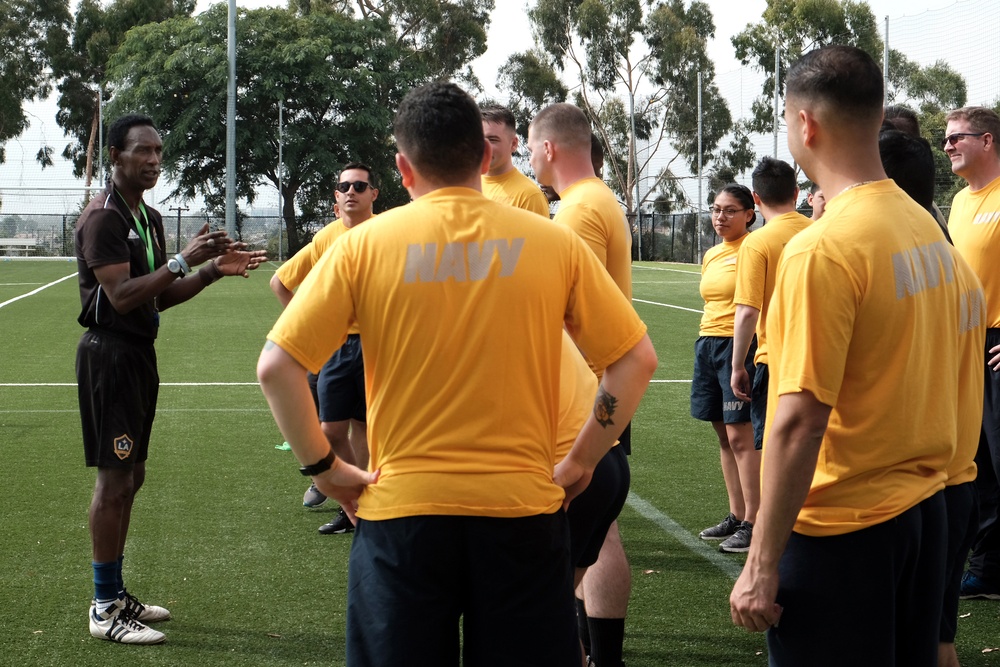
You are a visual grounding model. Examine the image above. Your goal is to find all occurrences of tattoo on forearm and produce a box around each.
[594,387,618,428]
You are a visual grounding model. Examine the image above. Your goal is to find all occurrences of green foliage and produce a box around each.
[46,0,195,179]
[0,0,71,163]
[106,6,423,253]
[731,0,882,133]
[501,0,736,214]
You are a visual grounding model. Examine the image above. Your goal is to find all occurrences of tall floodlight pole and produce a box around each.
[773,46,780,158]
[98,86,104,183]
[277,99,284,262]
[225,0,237,236]
[696,71,703,262]
[883,16,889,105]
[629,87,641,261]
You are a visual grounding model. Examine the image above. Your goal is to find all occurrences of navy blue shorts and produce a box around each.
[77,330,159,469]
[346,513,579,667]
[768,491,946,666]
[317,334,366,423]
[751,363,768,450]
[566,445,630,568]
[691,336,754,424]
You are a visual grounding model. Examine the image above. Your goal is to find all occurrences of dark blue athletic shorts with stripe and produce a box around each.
[691,335,754,424]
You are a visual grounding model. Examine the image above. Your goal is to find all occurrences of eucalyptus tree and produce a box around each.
[500,0,740,217]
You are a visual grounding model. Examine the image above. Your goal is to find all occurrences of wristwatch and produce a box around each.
[166,256,186,277]
[299,448,336,476]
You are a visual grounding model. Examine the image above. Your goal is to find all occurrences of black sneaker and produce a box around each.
[318,509,355,535]
[699,513,740,541]
[719,521,753,553]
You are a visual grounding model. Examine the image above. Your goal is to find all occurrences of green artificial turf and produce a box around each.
[0,259,997,666]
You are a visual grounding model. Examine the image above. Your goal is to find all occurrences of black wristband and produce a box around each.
[299,448,336,476]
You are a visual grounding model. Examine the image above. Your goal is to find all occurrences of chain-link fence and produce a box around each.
[0,213,287,259]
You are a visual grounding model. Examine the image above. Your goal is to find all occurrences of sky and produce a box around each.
[0,0,974,216]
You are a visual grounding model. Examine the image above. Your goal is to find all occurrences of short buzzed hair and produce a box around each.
[751,157,797,206]
[946,106,1000,157]
[786,45,884,127]
[480,105,517,131]
[340,161,377,188]
[530,103,591,151]
[108,114,156,152]
[394,82,485,183]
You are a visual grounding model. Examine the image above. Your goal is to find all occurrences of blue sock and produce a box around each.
[93,561,118,602]
[117,554,125,597]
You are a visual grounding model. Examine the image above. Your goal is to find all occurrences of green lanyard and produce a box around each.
[118,189,156,272]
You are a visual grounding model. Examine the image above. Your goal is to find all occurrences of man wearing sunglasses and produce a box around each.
[946,106,1000,606]
[270,162,378,535]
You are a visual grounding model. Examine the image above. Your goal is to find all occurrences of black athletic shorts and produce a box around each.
[691,336,754,424]
[347,512,579,666]
[566,444,630,568]
[942,481,978,642]
[751,363,769,450]
[317,334,366,423]
[77,330,159,468]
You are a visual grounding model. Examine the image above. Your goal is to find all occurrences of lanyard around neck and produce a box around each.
[118,189,155,272]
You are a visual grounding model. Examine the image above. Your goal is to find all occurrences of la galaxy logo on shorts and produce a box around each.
[113,434,134,460]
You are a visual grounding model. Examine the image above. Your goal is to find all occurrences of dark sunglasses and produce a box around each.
[941,132,985,149]
[336,180,370,193]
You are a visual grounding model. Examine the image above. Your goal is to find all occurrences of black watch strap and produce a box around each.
[299,448,336,476]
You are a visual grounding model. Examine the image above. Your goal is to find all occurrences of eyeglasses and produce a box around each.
[336,180,370,193]
[941,132,986,149]
[709,207,747,218]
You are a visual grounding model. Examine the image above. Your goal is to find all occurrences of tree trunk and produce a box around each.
[282,184,300,254]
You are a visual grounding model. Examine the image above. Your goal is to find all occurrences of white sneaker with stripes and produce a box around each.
[89,598,166,644]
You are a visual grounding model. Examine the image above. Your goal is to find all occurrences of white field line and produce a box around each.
[626,491,744,580]
[633,297,704,315]
[634,265,700,275]
[0,272,78,310]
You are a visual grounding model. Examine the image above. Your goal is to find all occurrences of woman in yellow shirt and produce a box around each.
[691,184,758,553]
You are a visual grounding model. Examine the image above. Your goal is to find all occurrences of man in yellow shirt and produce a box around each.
[729,45,986,667]
[946,106,1000,605]
[528,102,634,667]
[730,157,811,452]
[727,158,811,555]
[269,162,378,535]
[257,82,657,667]
[480,104,550,217]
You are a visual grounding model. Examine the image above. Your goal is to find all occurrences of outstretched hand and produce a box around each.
[215,246,268,278]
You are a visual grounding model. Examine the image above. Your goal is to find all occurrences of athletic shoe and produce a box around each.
[719,521,753,553]
[122,589,171,622]
[91,591,171,623]
[89,598,166,644]
[303,483,328,508]
[959,571,1000,600]
[699,513,740,541]
[318,509,354,535]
